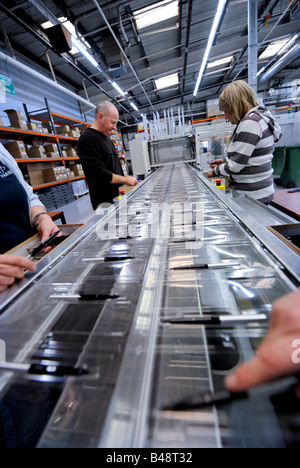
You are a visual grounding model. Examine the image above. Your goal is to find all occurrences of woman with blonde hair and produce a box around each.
[208,80,282,204]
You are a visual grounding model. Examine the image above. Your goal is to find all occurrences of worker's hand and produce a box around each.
[225,288,300,393]
[207,170,214,178]
[0,255,36,292]
[35,214,61,243]
[124,176,139,187]
[209,159,224,168]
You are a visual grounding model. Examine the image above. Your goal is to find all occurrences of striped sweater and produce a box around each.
[214,105,282,204]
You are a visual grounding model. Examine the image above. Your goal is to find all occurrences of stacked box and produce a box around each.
[72,164,84,177]
[55,125,70,136]
[28,170,44,186]
[5,109,28,130]
[27,123,44,133]
[3,141,28,159]
[43,167,68,182]
[28,146,47,159]
[65,147,78,158]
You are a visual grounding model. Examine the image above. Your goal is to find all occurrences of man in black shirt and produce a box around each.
[78,101,138,210]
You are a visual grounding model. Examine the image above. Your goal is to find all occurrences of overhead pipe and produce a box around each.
[258,42,300,85]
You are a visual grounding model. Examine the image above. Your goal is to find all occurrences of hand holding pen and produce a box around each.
[226,288,300,394]
[0,255,36,292]
[0,231,61,293]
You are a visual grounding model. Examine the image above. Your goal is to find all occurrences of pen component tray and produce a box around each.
[170,224,248,243]
[161,277,291,312]
[88,259,147,279]
[167,242,274,271]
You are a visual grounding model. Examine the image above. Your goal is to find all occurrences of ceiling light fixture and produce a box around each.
[130,102,139,112]
[72,37,99,68]
[112,81,126,96]
[207,55,233,69]
[134,0,178,30]
[193,0,228,97]
[155,73,179,90]
[257,66,266,77]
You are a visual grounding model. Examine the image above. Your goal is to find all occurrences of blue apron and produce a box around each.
[0,161,35,254]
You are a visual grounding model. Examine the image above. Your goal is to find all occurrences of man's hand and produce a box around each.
[0,255,36,292]
[124,176,138,187]
[225,288,300,392]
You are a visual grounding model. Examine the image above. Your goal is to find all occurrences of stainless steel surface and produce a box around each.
[0,163,299,448]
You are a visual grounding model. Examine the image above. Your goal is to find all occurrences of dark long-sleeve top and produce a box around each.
[77,128,124,210]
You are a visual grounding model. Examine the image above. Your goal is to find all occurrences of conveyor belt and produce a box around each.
[0,163,299,448]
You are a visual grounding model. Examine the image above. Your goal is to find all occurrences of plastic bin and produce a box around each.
[281,145,300,188]
[272,146,286,178]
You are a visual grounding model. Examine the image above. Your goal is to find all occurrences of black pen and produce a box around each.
[0,361,89,377]
[170,261,240,270]
[26,230,61,260]
[49,293,120,301]
[162,313,268,325]
[163,389,248,411]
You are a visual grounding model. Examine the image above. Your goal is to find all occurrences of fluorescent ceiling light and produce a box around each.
[257,66,266,77]
[207,56,233,69]
[155,73,179,90]
[193,0,227,97]
[130,102,139,112]
[72,37,99,68]
[112,81,125,96]
[134,0,178,30]
[259,38,291,61]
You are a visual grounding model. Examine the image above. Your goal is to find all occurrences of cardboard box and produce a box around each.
[47,151,61,159]
[43,167,68,182]
[66,148,78,158]
[28,170,44,186]
[9,149,28,159]
[27,123,43,133]
[56,125,70,135]
[72,164,84,177]
[11,121,29,130]
[4,141,26,152]
[44,144,58,153]
[67,129,81,139]
[28,146,47,159]
[5,109,26,123]
[4,109,28,130]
